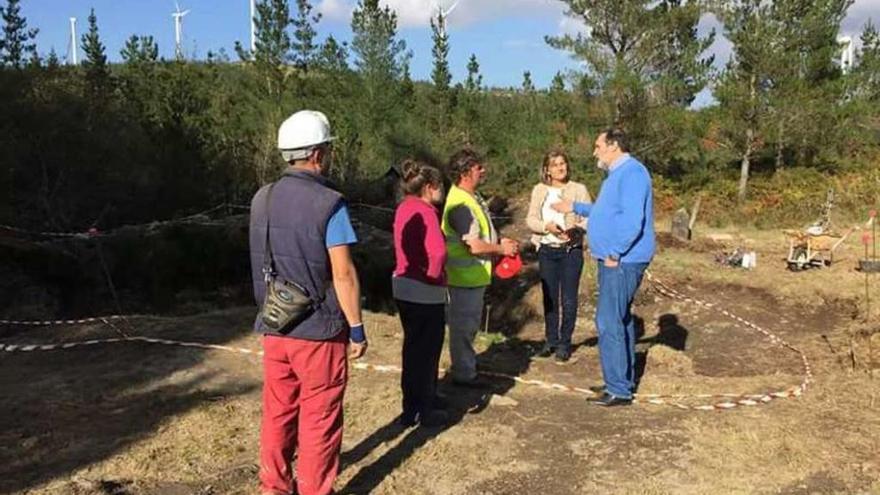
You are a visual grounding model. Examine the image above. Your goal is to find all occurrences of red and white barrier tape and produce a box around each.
[641,271,813,410]
[0,274,812,411]
[0,315,140,327]
[0,224,98,238]
[0,203,251,240]
[0,334,802,411]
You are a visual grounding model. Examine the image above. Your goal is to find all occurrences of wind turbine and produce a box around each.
[435,0,462,36]
[250,0,256,53]
[172,2,191,60]
[68,17,78,65]
[838,36,854,75]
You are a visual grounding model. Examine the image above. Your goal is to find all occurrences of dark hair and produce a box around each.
[400,159,442,196]
[447,149,483,185]
[541,150,570,185]
[601,127,630,153]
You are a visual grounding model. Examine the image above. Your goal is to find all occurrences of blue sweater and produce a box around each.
[573,156,655,263]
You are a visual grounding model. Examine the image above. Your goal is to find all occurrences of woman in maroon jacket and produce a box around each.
[392,159,448,427]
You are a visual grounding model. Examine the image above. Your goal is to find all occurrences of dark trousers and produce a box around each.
[395,299,446,418]
[538,245,584,354]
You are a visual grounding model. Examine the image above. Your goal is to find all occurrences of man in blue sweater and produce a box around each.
[553,128,655,406]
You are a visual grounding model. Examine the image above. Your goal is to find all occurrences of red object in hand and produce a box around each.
[862,232,872,246]
[494,254,523,279]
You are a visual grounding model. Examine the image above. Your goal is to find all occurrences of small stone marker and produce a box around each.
[671,208,691,241]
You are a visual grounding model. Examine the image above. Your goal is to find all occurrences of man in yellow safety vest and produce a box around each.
[441,149,519,386]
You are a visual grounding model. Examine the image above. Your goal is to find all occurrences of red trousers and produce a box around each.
[259,333,348,495]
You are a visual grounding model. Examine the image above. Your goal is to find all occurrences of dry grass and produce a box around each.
[4,226,880,495]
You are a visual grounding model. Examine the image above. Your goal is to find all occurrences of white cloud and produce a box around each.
[317,0,354,22]
[843,0,880,37]
[316,0,562,27]
[557,13,588,36]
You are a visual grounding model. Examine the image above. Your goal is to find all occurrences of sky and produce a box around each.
[19,0,880,92]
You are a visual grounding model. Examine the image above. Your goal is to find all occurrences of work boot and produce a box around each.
[418,409,449,428]
[534,344,554,358]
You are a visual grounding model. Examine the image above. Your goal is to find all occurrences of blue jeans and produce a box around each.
[538,245,584,355]
[596,261,649,399]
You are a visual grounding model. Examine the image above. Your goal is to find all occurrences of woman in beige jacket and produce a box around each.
[526,150,591,362]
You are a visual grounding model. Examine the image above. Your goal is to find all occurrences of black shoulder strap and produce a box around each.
[262,183,276,280]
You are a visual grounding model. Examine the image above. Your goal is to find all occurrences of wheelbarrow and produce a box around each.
[783,228,853,271]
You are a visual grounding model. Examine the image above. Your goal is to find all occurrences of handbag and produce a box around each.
[258,183,316,333]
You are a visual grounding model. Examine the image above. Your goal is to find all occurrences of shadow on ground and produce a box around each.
[338,251,539,494]
[0,310,258,494]
[634,313,690,389]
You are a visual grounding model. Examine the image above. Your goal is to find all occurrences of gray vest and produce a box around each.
[249,170,348,340]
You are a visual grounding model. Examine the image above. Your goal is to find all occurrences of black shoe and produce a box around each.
[588,385,605,395]
[418,409,449,428]
[433,393,450,410]
[554,351,571,363]
[451,376,491,389]
[534,345,554,358]
[398,412,418,427]
[588,392,632,407]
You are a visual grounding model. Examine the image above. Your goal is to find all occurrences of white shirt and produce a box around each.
[540,187,567,245]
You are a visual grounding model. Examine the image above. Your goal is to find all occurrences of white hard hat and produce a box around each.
[278,110,336,161]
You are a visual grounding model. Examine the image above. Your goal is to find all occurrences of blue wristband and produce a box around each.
[350,324,366,343]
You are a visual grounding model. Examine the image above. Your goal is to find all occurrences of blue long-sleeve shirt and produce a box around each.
[573,155,655,263]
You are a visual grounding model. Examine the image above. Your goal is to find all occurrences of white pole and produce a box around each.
[839,36,854,75]
[173,11,189,59]
[69,17,77,65]
[175,16,181,58]
[250,0,256,52]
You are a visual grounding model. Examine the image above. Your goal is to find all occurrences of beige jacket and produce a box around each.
[526,181,592,248]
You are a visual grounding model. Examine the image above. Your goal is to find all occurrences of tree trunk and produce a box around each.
[738,126,753,201]
[775,120,785,172]
[739,73,758,201]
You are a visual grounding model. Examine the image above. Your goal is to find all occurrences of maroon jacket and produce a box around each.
[393,196,447,286]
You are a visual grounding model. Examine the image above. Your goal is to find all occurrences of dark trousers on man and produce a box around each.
[395,299,445,421]
[595,261,649,399]
[538,245,584,357]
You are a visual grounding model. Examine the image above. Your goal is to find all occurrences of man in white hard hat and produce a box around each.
[249,110,367,495]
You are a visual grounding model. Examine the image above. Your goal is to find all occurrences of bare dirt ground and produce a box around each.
[2,219,880,494]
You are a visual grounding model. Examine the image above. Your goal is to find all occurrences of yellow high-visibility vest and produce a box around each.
[441,185,493,287]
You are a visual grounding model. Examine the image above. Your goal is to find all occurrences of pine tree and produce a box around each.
[46,47,59,70]
[81,8,111,97]
[291,0,321,72]
[401,58,415,108]
[465,54,482,92]
[235,0,292,101]
[351,0,409,130]
[26,47,39,68]
[317,35,349,73]
[854,21,880,102]
[714,0,852,197]
[549,71,570,121]
[546,0,713,122]
[715,0,776,200]
[0,0,39,69]
[120,35,158,65]
[764,0,851,170]
[430,10,451,93]
[351,0,407,80]
[550,72,565,93]
[522,71,535,93]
